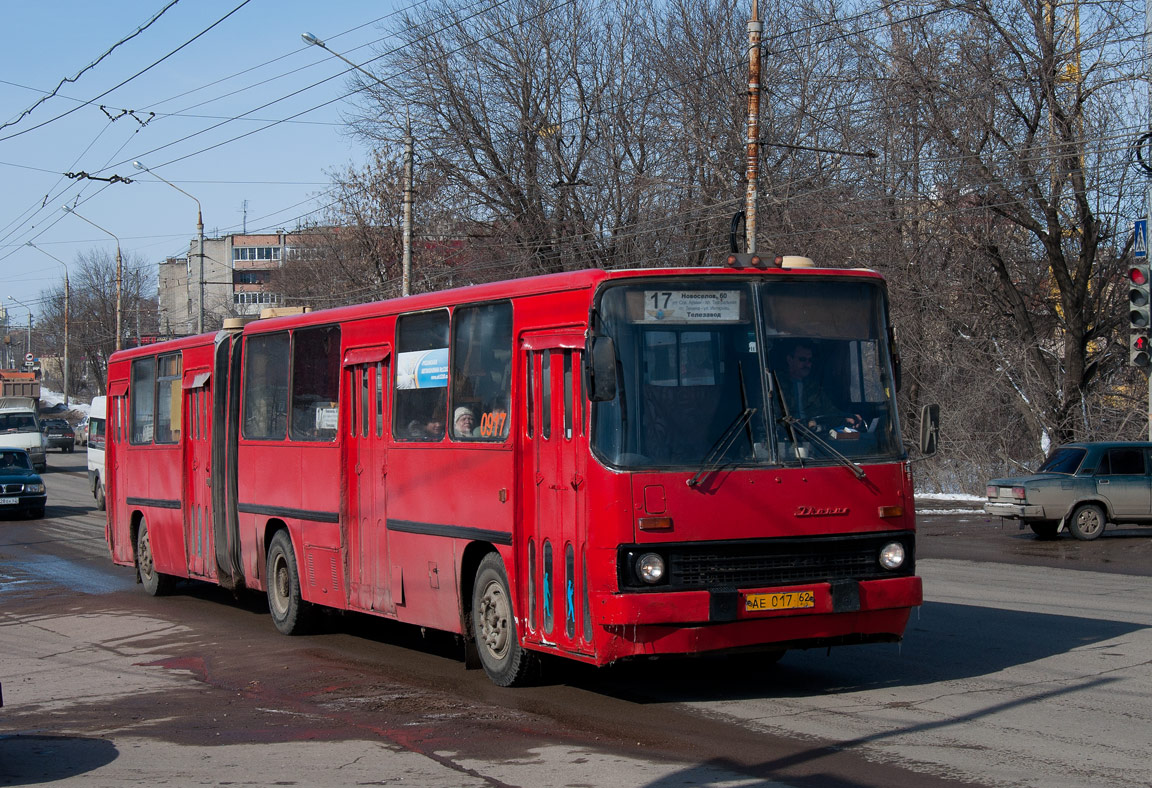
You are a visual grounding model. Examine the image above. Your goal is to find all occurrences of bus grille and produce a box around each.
[619,533,915,591]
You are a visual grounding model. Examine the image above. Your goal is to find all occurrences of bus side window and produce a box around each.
[290,325,340,442]
[130,357,156,444]
[243,333,290,441]
[451,301,512,441]
[155,353,182,444]
[394,310,450,442]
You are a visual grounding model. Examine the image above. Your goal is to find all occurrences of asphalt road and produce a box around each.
[2,452,1150,787]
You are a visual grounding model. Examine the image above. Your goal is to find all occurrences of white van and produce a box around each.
[0,396,47,472]
[88,395,106,510]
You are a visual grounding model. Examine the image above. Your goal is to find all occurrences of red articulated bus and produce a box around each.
[104,261,934,685]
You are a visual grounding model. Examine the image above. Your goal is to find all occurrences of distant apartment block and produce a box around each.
[158,231,314,336]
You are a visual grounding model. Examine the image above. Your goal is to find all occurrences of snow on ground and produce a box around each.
[914,491,985,513]
[37,385,91,418]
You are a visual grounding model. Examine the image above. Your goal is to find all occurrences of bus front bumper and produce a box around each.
[593,575,922,661]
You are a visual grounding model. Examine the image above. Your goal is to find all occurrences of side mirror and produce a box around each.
[918,403,939,457]
[585,336,617,402]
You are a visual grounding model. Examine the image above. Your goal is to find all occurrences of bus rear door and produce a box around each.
[107,381,132,565]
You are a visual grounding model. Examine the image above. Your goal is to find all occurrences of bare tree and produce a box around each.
[37,249,156,396]
[311,0,1144,486]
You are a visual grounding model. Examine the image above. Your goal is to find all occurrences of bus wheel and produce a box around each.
[94,479,106,511]
[1069,504,1106,541]
[266,530,313,635]
[137,518,174,596]
[472,553,536,687]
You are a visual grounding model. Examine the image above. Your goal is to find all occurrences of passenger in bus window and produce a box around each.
[407,416,445,440]
[453,407,475,438]
[777,340,862,430]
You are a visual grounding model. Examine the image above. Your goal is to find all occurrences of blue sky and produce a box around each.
[0,0,408,321]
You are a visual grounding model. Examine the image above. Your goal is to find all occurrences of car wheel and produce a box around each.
[94,479,106,511]
[1068,503,1106,541]
[1029,521,1059,539]
[266,530,313,635]
[137,518,174,595]
[472,552,537,687]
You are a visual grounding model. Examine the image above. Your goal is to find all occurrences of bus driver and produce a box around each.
[778,340,863,431]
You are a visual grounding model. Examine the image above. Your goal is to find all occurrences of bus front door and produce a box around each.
[521,337,592,655]
[345,349,393,614]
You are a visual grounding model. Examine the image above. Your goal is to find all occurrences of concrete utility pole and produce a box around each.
[1146,0,1152,438]
[744,0,763,254]
[134,161,205,334]
[403,112,414,297]
[63,206,123,351]
[7,297,32,365]
[302,31,413,296]
[26,243,69,406]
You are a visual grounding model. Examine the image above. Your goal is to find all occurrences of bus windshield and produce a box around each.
[590,278,903,469]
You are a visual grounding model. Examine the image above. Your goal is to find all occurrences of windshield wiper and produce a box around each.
[779,416,867,480]
[768,370,866,480]
[687,407,756,487]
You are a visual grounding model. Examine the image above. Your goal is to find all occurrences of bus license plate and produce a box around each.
[745,590,816,612]
[0,497,18,505]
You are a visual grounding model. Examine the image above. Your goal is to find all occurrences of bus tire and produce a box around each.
[1068,503,1106,541]
[266,530,313,635]
[137,518,174,596]
[472,552,536,687]
[94,478,106,511]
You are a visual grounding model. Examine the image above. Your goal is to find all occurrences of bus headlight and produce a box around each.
[879,542,905,570]
[635,553,666,584]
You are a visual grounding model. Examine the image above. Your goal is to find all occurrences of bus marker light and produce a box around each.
[638,516,672,532]
[877,505,903,518]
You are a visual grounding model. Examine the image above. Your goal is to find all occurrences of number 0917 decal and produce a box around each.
[477,410,508,438]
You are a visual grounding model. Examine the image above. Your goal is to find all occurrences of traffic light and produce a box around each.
[1130,263,1151,367]
[1132,334,1152,368]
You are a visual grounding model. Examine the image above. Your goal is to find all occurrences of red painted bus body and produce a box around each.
[105,265,923,685]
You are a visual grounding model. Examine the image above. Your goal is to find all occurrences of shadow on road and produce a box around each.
[0,735,118,785]
[555,600,1144,701]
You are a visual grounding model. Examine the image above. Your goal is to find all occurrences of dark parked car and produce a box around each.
[0,447,46,519]
[41,418,75,452]
[985,442,1152,540]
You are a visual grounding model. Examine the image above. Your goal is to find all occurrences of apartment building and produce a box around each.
[158,231,306,336]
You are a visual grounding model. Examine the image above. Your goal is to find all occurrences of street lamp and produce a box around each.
[302,31,414,297]
[6,295,33,368]
[133,161,206,334]
[62,205,123,351]
[25,242,70,406]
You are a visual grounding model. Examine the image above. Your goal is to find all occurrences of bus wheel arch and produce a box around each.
[471,549,537,687]
[265,525,314,635]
